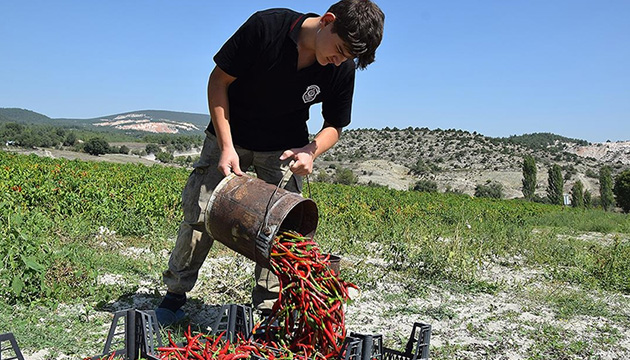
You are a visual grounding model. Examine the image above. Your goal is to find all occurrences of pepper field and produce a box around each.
[1,150,630,359]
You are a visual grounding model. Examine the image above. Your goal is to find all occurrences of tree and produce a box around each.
[156,151,174,163]
[474,182,503,199]
[600,166,615,211]
[145,143,161,155]
[83,137,110,156]
[547,164,564,205]
[584,189,592,208]
[63,132,77,146]
[613,170,630,213]
[521,155,537,200]
[571,181,584,208]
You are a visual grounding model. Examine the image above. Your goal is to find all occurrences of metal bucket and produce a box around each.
[205,173,318,267]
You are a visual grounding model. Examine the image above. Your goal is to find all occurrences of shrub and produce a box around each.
[412,179,438,193]
[316,169,331,183]
[474,182,504,199]
[333,167,357,185]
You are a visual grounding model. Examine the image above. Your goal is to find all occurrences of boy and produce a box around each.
[157,0,385,326]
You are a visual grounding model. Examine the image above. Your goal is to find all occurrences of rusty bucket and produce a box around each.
[205,173,318,267]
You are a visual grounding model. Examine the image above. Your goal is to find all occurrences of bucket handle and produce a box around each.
[256,166,312,243]
[256,167,292,243]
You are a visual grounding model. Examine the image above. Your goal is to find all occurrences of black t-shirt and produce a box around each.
[208,8,355,151]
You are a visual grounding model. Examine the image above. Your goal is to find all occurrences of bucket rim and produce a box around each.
[206,173,238,215]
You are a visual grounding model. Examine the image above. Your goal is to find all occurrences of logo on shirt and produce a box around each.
[302,85,321,103]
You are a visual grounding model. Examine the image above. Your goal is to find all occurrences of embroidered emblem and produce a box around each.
[302,85,321,103]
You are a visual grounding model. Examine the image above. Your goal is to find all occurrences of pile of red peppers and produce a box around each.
[259,230,357,358]
[89,230,357,360]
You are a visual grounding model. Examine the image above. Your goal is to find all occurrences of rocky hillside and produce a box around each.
[314,128,630,199]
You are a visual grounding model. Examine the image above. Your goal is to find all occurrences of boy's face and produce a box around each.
[315,13,353,67]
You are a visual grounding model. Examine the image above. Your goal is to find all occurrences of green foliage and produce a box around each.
[315,169,331,183]
[412,179,438,193]
[156,151,174,163]
[571,181,584,208]
[600,166,615,211]
[547,164,564,205]
[142,133,204,150]
[0,122,67,148]
[83,137,110,156]
[145,143,161,154]
[584,189,592,208]
[410,158,432,175]
[64,132,77,146]
[522,155,537,200]
[474,182,503,199]
[585,169,598,178]
[613,170,630,213]
[0,151,186,303]
[333,167,357,185]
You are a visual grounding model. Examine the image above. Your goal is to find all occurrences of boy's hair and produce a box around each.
[327,0,385,70]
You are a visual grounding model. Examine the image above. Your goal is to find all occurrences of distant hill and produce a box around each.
[0,108,209,135]
[0,108,52,124]
[501,132,590,149]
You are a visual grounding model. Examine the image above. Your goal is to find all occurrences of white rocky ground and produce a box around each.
[19,232,630,360]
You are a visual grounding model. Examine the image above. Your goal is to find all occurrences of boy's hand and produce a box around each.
[218,148,243,176]
[280,148,314,176]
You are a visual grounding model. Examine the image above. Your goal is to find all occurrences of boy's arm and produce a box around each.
[208,66,243,176]
[280,122,342,176]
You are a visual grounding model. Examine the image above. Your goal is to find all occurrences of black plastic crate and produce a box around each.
[383,322,431,360]
[209,304,254,342]
[249,338,362,360]
[349,332,383,360]
[91,309,161,360]
[339,336,364,360]
[0,333,25,360]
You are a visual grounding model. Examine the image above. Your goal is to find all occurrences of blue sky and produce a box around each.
[1,0,628,142]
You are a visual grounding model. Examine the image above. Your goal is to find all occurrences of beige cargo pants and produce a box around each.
[162,133,302,312]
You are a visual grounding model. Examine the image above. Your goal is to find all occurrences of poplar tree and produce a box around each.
[600,166,615,211]
[547,164,564,205]
[522,155,537,200]
[584,189,592,208]
[613,170,630,213]
[571,181,584,208]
